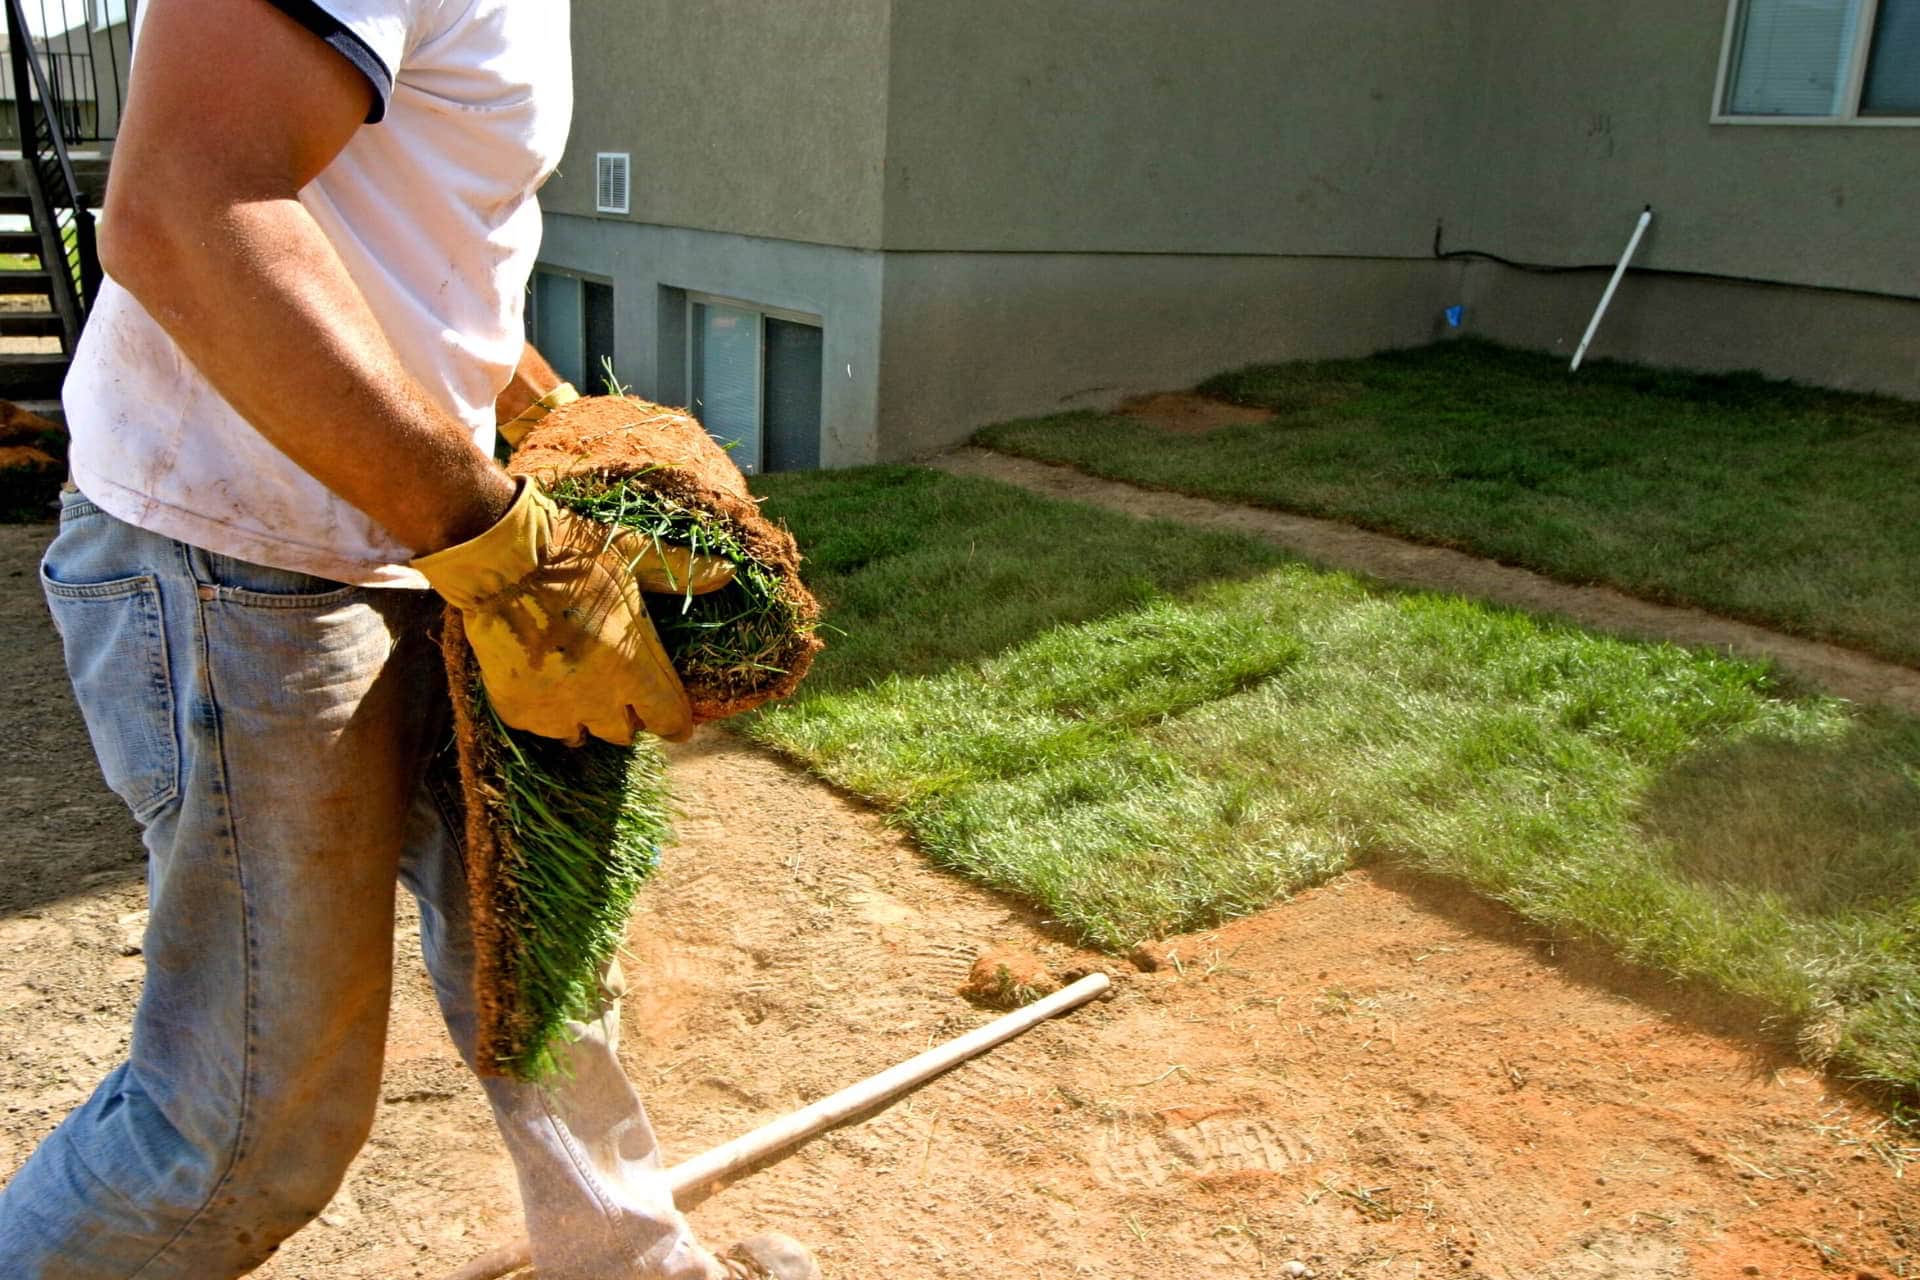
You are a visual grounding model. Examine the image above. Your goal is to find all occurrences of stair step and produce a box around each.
[3,398,63,426]
[0,353,70,399]
[0,231,41,260]
[0,270,54,297]
[0,310,63,337]
[0,194,35,218]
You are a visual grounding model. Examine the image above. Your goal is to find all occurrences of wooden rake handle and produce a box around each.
[442,972,1113,1280]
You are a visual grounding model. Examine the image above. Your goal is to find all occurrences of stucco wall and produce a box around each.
[1462,262,1920,400]
[1451,2,1920,299]
[879,0,1470,256]
[875,255,1462,459]
[547,0,892,249]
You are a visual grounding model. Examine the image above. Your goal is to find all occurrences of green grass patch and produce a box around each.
[748,466,1920,1093]
[975,339,1920,666]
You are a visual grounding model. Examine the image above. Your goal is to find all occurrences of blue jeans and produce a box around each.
[0,490,726,1280]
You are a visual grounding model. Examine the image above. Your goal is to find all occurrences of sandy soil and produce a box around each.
[1116,391,1275,435]
[2,511,1916,1280]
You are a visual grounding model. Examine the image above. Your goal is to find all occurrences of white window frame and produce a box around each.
[1713,0,1920,125]
[683,291,823,475]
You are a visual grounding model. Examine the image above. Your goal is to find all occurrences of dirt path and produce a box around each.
[932,449,1920,717]
[2,518,1916,1280]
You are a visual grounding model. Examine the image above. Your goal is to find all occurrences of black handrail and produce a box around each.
[4,0,134,147]
[4,0,111,345]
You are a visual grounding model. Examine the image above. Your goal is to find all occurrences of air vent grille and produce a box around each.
[595,152,630,215]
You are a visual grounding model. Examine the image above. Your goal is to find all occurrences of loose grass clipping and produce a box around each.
[447,394,823,1080]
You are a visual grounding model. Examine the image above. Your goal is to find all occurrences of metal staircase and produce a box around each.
[1,0,129,420]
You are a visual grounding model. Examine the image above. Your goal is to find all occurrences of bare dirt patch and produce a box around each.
[2,521,1915,1279]
[934,448,1920,718]
[1116,391,1275,436]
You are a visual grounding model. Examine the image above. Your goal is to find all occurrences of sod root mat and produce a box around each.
[450,396,821,1079]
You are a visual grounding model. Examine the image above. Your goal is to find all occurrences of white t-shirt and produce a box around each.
[64,0,572,587]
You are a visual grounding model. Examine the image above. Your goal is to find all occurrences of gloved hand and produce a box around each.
[414,476,733,744]
[498,380,579,449]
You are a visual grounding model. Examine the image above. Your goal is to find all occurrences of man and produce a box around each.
[0,2,818,1277]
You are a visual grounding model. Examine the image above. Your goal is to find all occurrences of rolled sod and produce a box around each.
[447,396,822,1080]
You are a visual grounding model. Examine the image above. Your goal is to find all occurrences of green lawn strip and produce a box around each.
[973,339,1920,667]
[749,466,1920,1092]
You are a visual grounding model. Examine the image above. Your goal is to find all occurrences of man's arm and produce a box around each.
[99,0,514,555]
[496,343,567,428]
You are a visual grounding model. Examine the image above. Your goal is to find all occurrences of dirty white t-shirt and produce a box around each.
[64,0,572,587]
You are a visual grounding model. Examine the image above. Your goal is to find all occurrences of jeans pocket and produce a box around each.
[40,567,181,823]
[198,551,361,609]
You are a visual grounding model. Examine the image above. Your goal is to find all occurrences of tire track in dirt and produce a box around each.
[932,448,1920,715]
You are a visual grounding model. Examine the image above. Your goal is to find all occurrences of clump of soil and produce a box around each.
[1128,938,1193,972]
[0,399,60,447]
[0,400,65,522]
[960,946,1059,1009]
[1117,391,1274,436]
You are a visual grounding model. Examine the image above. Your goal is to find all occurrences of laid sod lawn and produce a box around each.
[975,340,1920,667]
[747,466,1920,1093]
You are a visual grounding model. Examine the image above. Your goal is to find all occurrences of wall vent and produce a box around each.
[595,152,630,215]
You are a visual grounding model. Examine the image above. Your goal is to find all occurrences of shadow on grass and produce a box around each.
[755,465,1293,693]
[981,338,1920,667]
[1638,716,1920,918]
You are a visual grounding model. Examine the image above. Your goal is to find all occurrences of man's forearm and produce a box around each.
[496,343,568,428]
[102,194,514,555]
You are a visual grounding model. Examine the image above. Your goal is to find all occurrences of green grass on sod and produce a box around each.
[974,340,1920,667]
[748,466,1920,1093]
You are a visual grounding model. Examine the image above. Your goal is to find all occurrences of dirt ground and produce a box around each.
[3,510,1917,1280]
[1116,391,1275,435]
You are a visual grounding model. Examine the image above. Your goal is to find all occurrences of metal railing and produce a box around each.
[0,0,132,147]
[4,0,118,344]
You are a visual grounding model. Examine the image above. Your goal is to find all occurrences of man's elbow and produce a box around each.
[97,197,186,305]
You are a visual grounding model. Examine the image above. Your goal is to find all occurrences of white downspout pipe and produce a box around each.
[1570,205,1653,373]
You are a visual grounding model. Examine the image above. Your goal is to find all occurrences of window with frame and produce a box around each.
[527,269,614,392]
[1716,0,1920,121]
[685,294,823,476]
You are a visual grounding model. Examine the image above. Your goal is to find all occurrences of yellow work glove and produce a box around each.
[414,477,733,745]
[498,381,580,449]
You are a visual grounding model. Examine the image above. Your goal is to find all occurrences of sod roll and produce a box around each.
[448,395,822,1079]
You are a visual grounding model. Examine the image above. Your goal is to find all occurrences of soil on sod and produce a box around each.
[511,393,823,722]
[1,523,1913,1279]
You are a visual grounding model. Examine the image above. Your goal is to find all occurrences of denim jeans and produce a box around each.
[0,490,726,1280]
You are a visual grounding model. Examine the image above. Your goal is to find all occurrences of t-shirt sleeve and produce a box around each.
[259,0,418,124]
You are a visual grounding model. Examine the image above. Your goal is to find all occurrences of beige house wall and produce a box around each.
[1451,1,1920,299]
[877,0,1472,257]
[543,1,1917,465]
[547,0,892,249]
[875,256,1462,460]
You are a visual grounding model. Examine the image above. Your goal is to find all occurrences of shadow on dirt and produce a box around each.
[1367,862,1805,1080]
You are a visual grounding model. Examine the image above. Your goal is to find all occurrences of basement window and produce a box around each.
[686,293,823,475]
[527,268,615,392]
[1714,0,1920,122]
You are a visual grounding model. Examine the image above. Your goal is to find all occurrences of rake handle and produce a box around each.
[441,972,1112,1280]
